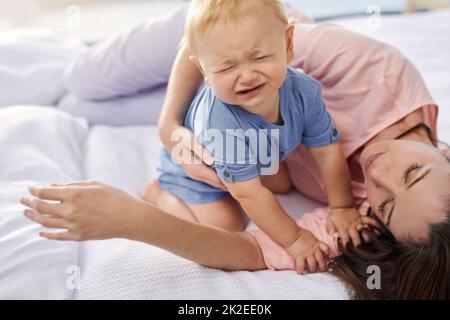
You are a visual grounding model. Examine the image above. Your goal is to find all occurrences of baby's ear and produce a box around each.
[285,24,295,64]
[189,55,209,84]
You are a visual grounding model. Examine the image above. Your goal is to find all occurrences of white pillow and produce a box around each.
[0,29,86,108]
[63,6,187,101]
[57,85,167,126]
[61,3,312,102]
[0,106,89,299]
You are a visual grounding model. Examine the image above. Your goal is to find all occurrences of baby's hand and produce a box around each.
[286,229,330,274]
[327,207,379,248]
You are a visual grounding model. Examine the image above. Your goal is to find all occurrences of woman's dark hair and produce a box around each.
[331,210,450,299]
[330,122,450,299]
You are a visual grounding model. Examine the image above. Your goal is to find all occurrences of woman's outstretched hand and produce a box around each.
[20,181,144,241]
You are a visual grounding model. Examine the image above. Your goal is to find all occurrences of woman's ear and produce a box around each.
[442,148,450,159]
[285,24,295,64]
[189,55,209,85]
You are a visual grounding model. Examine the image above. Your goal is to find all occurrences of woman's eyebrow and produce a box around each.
[407,168,432,190]
[388,168,432,226]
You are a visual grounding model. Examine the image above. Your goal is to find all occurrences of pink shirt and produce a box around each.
[250,23,438,271]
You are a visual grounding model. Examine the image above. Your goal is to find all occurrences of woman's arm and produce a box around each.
[157,39,203,149]
[20,181,265,271]
[129,200,265,271]
[158,41,226,190]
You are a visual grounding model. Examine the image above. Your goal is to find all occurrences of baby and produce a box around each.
[143,0,364,272]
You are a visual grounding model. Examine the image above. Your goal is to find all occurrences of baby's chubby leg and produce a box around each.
[261,160,293,194]
[141,180,198,223]
[141,181,245,231]
[188,196,246,232]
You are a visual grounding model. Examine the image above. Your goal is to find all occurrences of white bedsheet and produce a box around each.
[0,106,89,299]
[0,107,347,300]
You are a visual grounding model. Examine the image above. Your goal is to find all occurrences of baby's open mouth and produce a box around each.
[236,84,265,95]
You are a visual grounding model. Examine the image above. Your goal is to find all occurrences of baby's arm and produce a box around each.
[223,177,330,273]
[261,160,293,194]
[308,142,376,246]
[308,142,355,209]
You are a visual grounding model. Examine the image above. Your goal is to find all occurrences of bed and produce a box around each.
[0,8,449,299]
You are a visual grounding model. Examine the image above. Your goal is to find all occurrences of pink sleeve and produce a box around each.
[249,208,340,271]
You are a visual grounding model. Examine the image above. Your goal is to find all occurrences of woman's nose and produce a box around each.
[368,165,399,192]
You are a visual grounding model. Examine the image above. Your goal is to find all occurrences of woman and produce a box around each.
[20,6,450,299]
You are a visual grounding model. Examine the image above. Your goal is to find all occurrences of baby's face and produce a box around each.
[191,6,294,112]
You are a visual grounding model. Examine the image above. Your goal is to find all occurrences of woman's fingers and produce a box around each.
[361,216,380,228]
[51,180,97,187]
[183,163,227,190]
[338,228,350,248]
[296,257,306,275]
[40,231,75,241]
[361,230,372,243]
[178,127,214,166]
[27,185,72,202]
[199,167,227,190]
[315,250,327,272]
[23,209,68,229]
[189,135,215,166]
[20,196,64,217]
[319,242,330,256]
[176,131,226,189]
[306,255,318,273]
[326,220,337,234]
[349,226,362,248]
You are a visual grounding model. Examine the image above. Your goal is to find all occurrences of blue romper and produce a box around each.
[158,67,340,204]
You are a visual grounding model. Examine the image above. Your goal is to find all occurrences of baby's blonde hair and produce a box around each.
[185,0,289,52]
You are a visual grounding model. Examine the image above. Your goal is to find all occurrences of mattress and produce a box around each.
[0,9,449,300]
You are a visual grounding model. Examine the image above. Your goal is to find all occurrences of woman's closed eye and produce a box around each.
[378,198,392,216]
[378,162,423,225]
[403,162,421,183]
[378,198,394,225]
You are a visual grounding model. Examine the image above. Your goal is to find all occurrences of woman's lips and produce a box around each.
[364,152,385,176]
[236,83,265,99]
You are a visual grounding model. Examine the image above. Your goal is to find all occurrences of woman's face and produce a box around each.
[361,140,450,240]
